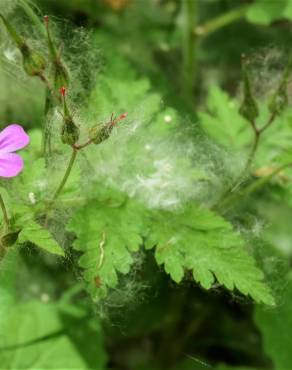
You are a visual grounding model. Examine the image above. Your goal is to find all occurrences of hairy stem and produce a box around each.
[52,147,77,201]
[195,4,249,37]
[217,162,292,211]
[181,0,197,105]
[0,193,9,232]
[245,111,277,171]
[73,139,92,150]
[38,73,59,159]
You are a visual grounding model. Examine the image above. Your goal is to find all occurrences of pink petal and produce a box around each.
[0,153,24,177]
[0,124,30,154]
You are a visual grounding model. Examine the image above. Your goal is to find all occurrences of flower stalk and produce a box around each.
[52,147,77,201]
[0,194,9,232]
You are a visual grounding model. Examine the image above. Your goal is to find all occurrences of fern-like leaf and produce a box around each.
[145,205,275,305]
[67,198,144,301]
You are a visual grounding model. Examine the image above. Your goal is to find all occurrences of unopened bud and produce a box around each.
[239,55,259,123]
[0,229,20,260]
[89,112,127,145]
[0,229,20,248]
[269,56,292,115]
[61,119,80,145]
[21,44,46,76]
[89,124,112,145]
[54,60,69,90]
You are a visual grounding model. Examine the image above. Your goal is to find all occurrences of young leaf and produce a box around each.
[19,221,64,256]
[145,205,274,305]
[67,198,144,301]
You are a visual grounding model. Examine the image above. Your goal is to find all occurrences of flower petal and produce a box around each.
[0,124,30,153]
[0,153,24,177]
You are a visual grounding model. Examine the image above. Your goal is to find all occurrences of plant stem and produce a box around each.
[195,4,249,37]
[52,147,77,201]
[217,162,292,211]
[245,111,277,172]
[73,139,92,150]
[181,0,198,105]
[0,193,9,232]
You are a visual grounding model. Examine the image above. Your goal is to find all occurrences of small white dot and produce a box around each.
[28,192,36,204]
[164,115,172,123]
[40,293,50,303]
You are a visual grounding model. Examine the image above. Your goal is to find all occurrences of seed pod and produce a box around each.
[89,113,128,145]
[239,55,259,123]
[89,124,113,145]
[61,117,80,146]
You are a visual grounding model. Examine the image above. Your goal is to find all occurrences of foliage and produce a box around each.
[0,0,292,369]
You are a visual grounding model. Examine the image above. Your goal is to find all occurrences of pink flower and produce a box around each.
[0,124,30,178]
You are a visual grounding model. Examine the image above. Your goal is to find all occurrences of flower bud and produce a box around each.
[21,44,46,76]
[0,229,20,260]
[89,124,112,145]
[0,229,20,248]
[269,56,292,115]
[89,113,127,145]
[54,61,69,90]
[239,55,259,123]
[61,118,80,146]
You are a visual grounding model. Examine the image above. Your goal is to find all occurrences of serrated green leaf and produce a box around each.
[200,86,292,170]
[67,198,144,301]
[19,221,64,256]
[146,205,274,305]
[199,86,252,151]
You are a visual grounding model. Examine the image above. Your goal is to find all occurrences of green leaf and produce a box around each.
[18,221,64,256]
[0,301,91,369]
[254,274,292,369]
[145,205,274,305]
[67,197,144,301]
[200,86,292,169]
[217,366,260,370]
[198,86,252,151]
[246,0,289,25]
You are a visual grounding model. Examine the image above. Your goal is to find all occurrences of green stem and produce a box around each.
[52,147,77,201]
[0,193,9,232]
[181,0,198,104]
[217,162,292,211]
[195,4,249,37]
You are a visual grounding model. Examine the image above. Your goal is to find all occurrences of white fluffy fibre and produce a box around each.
[89,115,231,211]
